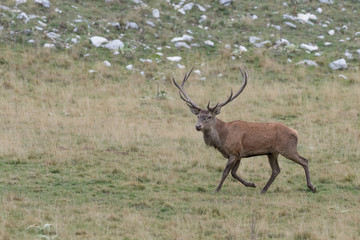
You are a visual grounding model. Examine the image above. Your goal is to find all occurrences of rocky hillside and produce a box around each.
[1,0,359,76]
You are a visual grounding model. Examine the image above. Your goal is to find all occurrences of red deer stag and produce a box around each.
[173,68,316,194]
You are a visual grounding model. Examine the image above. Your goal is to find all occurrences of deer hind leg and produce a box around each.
[215,156,237,192]
[283,153,316,193]
[231,158,256,188]
[261,153,281,194]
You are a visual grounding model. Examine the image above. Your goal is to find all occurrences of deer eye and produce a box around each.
[208,116,212,119]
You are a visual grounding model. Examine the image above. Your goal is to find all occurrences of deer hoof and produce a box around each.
[247,182,256,188]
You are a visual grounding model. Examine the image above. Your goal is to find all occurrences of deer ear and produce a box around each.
[190,106,200,115]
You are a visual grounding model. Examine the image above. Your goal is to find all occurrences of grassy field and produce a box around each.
[1,0,360,239]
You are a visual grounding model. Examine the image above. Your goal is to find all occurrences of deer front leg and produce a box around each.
[215,156,237,192]
[231,158,256,188]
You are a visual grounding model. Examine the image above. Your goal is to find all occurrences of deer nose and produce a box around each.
[195,125,201,131]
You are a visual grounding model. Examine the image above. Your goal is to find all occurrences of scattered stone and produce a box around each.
[204,40,214,46]
[34,0,50,8]
[316,8,323,14]
[254,41,271,48]
[46,32,60,39]
[90,36,108,47]
[146,20,155,27]
[318,0,333,4]
[197,4,206,12]
[107,22,120,29]
[284,21,297,28]
[220,0,233,6]
[177,63,185,69]
[126,64,133,70]
[152,9,160,18]
[171,34,193,42]
[324,42,332,46]
[103,39,124,50]
[16,0,27,6]
[338,75,348,80]
[167,56,182,62]
[328,29,335,35]
[297,13,317,23]
[329,58,347,70]
[194,70,201,75]
[344,50,353,60]
[103,60,111,67]
[126,22,139,29]
[355,32,360,37]
[43,43,55,48]
[174,42,191,49]
[89,70,97,74]
[139,59,152,63]
[296,60,318,67]
[249,36,261,44]
[182,3,194,11]
[300,43,318,52]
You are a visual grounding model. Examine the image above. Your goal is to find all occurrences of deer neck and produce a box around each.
[202,118,227,151]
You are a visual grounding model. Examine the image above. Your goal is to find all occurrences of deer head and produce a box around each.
[173,67,248,131]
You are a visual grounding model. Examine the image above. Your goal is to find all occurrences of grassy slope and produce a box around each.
[0,0,360,239]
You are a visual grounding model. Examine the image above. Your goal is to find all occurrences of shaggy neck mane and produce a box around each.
[202,119,227,152]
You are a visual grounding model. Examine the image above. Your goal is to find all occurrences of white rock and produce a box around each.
[182,3,194,11]
[174,42,191,49]
[71,38,78,44]
[103,60,111,67]
[199,15,207,23]
[126,22,139,29]
[328,29,335,35]
[146,20,155,27]
[155,52,163,56]
[178,8,186,15]
[296,60,318,67]
[356,49,360,55]
[16,0,27,6]
[344,50,353,60]
[300,43,318,52]
[34,0,50,8]
[329,58,347,70]
[90,36,108,47]
[126,64,133,70]
[177,63,185,69]
[252,14,258,20]
[167,56,182,62]
[103,40,124,50]
[152,9,160,18]
[239,46,248,52]
[249,36,261,44]
[46,32,60,39]
[355,32,360,37]
[17,12,29,22]
[204,40,214,46]
[197,4,206,12]
[220,0,233,6]
[139,59,152,63]
[315,52,321,57]
[338,75,348,80]
[43,43,55,48]
[88,70,97,74]
[318,0,333,4]
[297,13,317,22]
[55,8,62,14]
[316,8,323,14]
[276,38,290,46]
[28,39,35,43]
[324,42,332,46]
[284,21,296,28]
[194,70,201,75]
[254,41,271,48]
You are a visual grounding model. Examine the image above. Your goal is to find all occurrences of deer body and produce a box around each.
[173,68,316,194]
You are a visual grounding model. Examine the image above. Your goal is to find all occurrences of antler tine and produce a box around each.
[173,67,202,110]
[207,67,248,110]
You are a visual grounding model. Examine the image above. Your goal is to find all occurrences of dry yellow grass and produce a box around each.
[0,46,360,239]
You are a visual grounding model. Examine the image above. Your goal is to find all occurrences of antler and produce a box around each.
[207,68,248,112]
[172,67,202,111]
